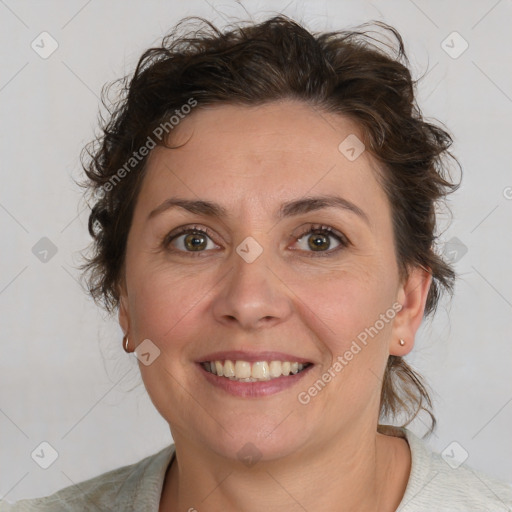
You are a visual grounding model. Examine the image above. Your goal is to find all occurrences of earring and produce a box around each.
[399,338,405,346]
[123,334,131,353]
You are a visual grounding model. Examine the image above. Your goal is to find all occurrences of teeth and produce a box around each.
[235,360,251,379]
[252,361,270,380]
[269,361,282,378]
[203,360,309,381]
[223,360,235,377]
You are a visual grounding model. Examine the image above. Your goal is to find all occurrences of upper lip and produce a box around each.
[196,350,312,364]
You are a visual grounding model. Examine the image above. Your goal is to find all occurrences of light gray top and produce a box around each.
[2,428,511,511]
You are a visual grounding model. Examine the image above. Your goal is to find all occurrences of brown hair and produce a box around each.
[80,15,461,433]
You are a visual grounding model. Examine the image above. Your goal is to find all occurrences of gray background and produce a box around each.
[1,0,511,502]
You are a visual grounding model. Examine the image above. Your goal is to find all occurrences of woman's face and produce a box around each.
[119,100,429,461]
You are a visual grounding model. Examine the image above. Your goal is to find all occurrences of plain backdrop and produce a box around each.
[1,0,511,502]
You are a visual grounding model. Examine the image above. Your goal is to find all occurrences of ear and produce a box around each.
[118,279,130,336]
[390,266,432,356]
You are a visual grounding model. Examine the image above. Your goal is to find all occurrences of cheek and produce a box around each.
[297,269,396,414]
[125,265,214,429]
[300,264,396,347]
[126,260,211,349]
[289,269,397,431]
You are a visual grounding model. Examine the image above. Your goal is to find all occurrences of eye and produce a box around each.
[163,223,349,256]
[292,224,348,254]
[164,225,219,254]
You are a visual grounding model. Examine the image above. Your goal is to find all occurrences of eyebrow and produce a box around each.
[148,195,369,225]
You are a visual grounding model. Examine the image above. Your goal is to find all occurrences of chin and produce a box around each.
[192,416,310,464]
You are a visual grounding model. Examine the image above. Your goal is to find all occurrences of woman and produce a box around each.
[2,14,511,512]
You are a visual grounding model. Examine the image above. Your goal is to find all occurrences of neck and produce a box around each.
[159,426,410,512]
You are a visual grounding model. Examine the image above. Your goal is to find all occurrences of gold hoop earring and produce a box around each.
[123,334,131,353]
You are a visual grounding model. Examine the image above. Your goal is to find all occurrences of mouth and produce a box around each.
[201,359,313,382]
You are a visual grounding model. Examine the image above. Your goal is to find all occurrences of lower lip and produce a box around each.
[197,363,313,398]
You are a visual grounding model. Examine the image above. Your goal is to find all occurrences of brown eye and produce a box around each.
[293,225,348,254]
[183,232,208,251]
[307,232,332,251]
[166,227,219,253]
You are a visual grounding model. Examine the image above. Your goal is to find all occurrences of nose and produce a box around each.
[212,250,293,331]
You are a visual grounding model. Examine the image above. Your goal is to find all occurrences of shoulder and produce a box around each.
[0,444,175,512]
[398,428,512,512]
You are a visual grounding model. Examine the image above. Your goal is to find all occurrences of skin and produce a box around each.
[118,99,431,512]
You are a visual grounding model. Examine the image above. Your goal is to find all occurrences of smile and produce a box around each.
[201,360,311,382]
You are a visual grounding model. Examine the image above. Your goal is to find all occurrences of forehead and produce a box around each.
[139,100,388,220]
[159,100,364,166]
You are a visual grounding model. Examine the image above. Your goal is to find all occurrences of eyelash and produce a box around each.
[162,223,349,257]
[291,224,349,256]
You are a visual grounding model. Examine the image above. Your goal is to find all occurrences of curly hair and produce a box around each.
[80,15,461,433]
